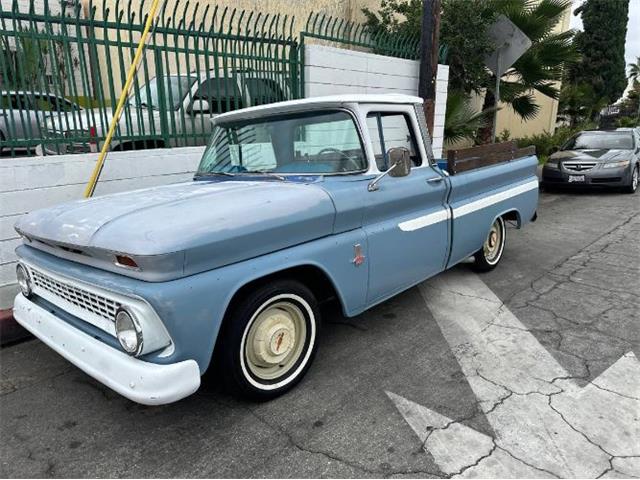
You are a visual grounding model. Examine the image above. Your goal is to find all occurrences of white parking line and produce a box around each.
[387,269,640,478]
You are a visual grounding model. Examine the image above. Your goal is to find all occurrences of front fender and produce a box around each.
[16,228,368,373]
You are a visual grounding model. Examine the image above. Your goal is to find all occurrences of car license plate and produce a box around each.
[568,175,585,183]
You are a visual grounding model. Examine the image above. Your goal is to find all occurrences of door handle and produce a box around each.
[427,177,444,184]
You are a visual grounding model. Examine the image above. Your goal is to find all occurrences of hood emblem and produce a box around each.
[352,244,366,267]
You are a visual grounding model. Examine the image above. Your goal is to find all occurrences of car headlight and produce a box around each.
[16,264,32,297]
[603,160,630,169]
[115,307,143,356]
[545,158,561,168]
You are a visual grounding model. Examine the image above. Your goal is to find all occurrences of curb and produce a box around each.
[0,307,31,346]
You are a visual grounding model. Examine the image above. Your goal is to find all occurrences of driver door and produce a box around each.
[362,106,450,304]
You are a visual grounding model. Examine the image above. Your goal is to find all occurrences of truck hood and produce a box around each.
[550,149,632,163]
[16,180,336,280]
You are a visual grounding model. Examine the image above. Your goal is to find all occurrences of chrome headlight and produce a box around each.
[115,307,143,356]
[16,263,32,297]
[603,160,630,169]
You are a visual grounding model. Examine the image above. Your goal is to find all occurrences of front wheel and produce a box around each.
[624,166,638,194]
[472,216,506,272]
[217,279,320,400]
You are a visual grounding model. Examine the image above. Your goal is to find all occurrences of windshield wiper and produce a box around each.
[194,171,235,177]
[240,170,286,181]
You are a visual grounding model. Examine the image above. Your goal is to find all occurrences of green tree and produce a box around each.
[558,82,608,127]
[569,0,629,107]
[363,0,496,94]
[363,0,577,143]
[629,57,640,83]
[478,0,578,142]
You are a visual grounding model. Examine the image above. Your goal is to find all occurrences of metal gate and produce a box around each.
[0,0,301,156]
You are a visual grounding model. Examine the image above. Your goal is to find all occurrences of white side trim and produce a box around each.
[453,179,538,218]
[13,294,200,405]
[399,209,450,232]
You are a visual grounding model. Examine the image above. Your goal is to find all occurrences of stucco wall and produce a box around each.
[0,147,204,309]
[304,44,449,157]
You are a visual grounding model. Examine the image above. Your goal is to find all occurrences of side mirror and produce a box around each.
[189,99,210,114]
[549,146,559,155]
[387,147,412,178]
[368,147,412,192]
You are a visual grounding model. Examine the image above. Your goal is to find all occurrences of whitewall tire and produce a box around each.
[472,216,506,272]
[217,279,320,400]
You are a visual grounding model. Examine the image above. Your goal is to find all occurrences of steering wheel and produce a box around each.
[317,147,361,172]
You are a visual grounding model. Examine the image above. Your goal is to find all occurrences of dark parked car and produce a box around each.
[541,128,639,193]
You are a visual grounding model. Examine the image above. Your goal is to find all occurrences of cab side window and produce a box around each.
[366,112,422,171]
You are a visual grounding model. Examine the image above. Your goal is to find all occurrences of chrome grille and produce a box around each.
[563,161,597,172]
[28,267,120,322]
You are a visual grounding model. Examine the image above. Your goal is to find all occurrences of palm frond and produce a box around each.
[444,91,497,144]
[509,93,541,120]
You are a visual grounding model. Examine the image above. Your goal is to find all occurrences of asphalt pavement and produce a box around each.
[1,187,638,478]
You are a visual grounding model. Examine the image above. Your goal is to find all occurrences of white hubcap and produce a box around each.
[483,219,503,263]
[245,301,307,381]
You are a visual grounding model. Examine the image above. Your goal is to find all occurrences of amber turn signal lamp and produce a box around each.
[115,255,138,268]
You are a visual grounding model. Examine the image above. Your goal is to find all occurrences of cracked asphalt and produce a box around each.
[1,188,638,478]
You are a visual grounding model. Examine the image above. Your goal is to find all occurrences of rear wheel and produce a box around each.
[217,279,320,400]
[624,166,638,194]
[472,216,506,272]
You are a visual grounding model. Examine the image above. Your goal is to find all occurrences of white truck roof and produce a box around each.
[215,94,424,123]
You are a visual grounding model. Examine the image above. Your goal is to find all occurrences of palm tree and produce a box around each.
[558,83,608,127]
[628,58,640,121]
[629,57,640,82]
[478,0,579,142]
[444,91,496,144]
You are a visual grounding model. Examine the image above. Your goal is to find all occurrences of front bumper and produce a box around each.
[541,165,631,187]
[13,294,201,405]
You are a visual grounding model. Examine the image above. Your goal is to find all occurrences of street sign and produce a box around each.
[484,14,532,76]
[483,15,531,142]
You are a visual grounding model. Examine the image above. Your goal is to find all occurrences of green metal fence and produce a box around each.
[300,12,448,63]
[0,2,447,157]
[302,13,421,60]
[0,0,300,156]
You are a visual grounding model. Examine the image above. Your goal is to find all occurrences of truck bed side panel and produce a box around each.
[446,155,539,267]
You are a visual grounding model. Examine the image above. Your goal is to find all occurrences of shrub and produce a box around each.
[515,124,596,163]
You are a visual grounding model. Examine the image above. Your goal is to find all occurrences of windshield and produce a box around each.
[196,110,367,175]
[129,75,196,111]
[563,132,634,150]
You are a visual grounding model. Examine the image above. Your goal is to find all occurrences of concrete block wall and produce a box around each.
[304,44,449,157]
[0,147,204,309]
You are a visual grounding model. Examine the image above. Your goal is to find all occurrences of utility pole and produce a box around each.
[419,0,441,136]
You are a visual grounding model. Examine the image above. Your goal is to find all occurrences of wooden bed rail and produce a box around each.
[446,141,536,175]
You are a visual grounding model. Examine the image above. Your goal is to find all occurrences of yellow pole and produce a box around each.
[83,0,163,198]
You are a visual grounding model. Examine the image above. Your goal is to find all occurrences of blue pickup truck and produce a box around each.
[13,95,539,404]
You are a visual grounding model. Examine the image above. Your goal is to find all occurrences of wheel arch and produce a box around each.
[210,263,345,358]
[498,208,522,228]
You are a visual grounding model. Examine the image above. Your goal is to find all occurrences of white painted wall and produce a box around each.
[304,44,449,157]
[1,48,450,309]
[0,147,204,309]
